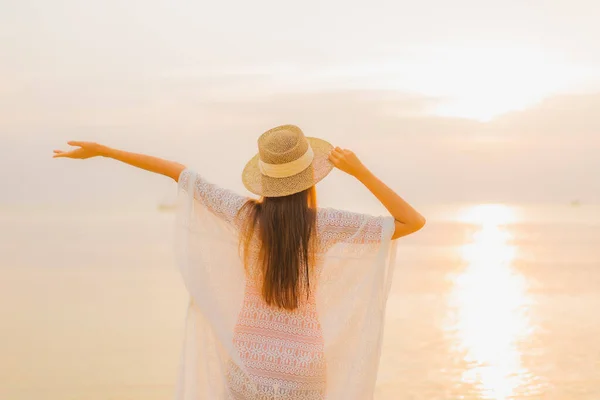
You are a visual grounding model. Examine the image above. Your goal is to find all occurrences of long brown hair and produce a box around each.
[238,186,317,310]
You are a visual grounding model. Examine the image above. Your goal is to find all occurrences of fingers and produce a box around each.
[332,146,351,155]
[328,147,345,168]
[329,147,341,156]
[53,141,84,158]
[52,150,75,158]
[53,149,66,158]
[328,150,339,164]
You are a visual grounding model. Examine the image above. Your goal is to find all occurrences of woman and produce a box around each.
[53,124,425,400]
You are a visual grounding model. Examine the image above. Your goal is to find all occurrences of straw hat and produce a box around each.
[242,125,334,197]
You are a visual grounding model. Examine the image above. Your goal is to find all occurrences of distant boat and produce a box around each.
[158,187,178,211]
[570,200,581,207]
[157,201,177,212]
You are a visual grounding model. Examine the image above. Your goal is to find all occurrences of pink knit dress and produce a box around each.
[227,274,326,399]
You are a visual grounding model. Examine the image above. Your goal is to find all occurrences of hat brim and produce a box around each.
[242,137,334,197]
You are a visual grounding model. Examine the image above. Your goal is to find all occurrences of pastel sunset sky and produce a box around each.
[2,0,599,205]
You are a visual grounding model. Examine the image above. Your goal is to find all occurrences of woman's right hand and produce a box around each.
[329,146,426,240]
[328,147,368,178]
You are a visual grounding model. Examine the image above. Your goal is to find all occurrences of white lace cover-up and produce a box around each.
[175,169,397,400]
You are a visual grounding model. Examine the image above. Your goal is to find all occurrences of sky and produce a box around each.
[1,0,599,206]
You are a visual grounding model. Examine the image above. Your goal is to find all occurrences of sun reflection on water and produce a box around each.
[447,204,531,399]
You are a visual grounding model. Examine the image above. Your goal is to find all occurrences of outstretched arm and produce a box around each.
[328,146,426,240]
[53,141,186,182]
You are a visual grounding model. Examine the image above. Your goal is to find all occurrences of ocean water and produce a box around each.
[0,203,599,400]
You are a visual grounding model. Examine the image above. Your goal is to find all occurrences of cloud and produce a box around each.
[493,93,600,139]
[0,80,598,205]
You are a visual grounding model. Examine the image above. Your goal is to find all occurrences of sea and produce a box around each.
[0,203,599,400]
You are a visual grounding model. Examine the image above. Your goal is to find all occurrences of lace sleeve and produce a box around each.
[178,169,249,228]
[317,207,395,253]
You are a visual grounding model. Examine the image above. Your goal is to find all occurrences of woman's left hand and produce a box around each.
[53,141,107,159]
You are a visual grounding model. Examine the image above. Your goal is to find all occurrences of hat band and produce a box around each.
[258,146,314,178]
